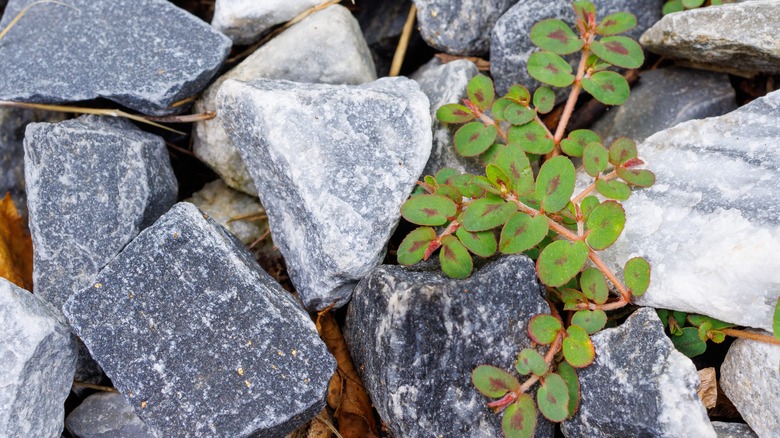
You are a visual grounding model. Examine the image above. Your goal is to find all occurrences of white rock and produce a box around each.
[212,0,321,45]
[186,179,265,245]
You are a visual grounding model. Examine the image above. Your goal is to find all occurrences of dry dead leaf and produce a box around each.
[697,367,717,409]
[0,193,33,290]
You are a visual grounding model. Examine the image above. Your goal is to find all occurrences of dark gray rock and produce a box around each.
[0,0,231,115]
[561,308,714,437]
[344,255,553,437]
[0,277,77,438]
[66,392,154,438]
[211,0,320,45]
[25,115,177,313]
[218,77,431,311]
[490,0,662,95]
[63,202,336,438]
[591,67,736,145]
[711,421,758,438]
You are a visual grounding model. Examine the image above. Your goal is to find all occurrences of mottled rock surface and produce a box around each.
[63,203,336,438]
[211,0,320,45]
[711,421,758,438]
[600,90,780,331]
[66,392,154,438]
[0,278,77,438]
[641,0,780,75]
[344,256,553,437]
[186,179,265,245]
[562,308,714,437]
[0,0,231,115]
[194,4,376,195]
[218,77,431,311]
[720,336,780,437]
[25,115,177,312]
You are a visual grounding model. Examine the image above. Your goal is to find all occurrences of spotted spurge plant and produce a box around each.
[662,0,735,15]
[397,2,653,436]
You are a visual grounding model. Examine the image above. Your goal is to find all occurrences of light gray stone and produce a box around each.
[66,392,154,438]
[218,77,431,311]
[185,179,265,245]
[0,277,77,438]
[711,421,759,438]
[562,308,715,437]
[194,4,377,195]
[211,0,320,45]
[63,203,336,438]
[720,336,780,438]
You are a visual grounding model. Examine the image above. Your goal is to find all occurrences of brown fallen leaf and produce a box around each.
[0,193,33,290]
[697,367,717,409]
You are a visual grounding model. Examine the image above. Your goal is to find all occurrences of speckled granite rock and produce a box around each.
[711,421,758,438]
[25,115,177,313]
[194,4,376,195]
[344,256,553,437]
[562,308,714,437]
[720,335,780,437]
[0,277,77,438]
[66,392,154,438]
[211,0,320,45]
[0,0,231,115]
[63,203,336,438]
[186,179,265,245]
[218,77,431,311]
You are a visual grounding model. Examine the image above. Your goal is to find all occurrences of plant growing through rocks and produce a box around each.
[662,0,734,15]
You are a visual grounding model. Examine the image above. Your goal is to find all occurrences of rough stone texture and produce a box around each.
[63,203,336,438]
[218,77,431,311]
[562,308,715,437]
[411,58,483,177]
[490,0,662,95]
[25,115,177,313]
[720,335,780,437]
[66,392,155,438]
[344,256,553,438]
[592,67,737,145]
[0,277,77,438]
[194,4,377,195]
[413,0,517,56]
[0,0,231,115]
[640,0,780,75]
[185,179,265,245]
[211,0,320,45]
[600,90,780,331]
[711,421,759,438]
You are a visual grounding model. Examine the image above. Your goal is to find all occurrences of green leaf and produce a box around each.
[582,142,609,177]
[500,212,549,255]
[471,175,503,196]
[586,200,626,250]
[572,310,608,334]
[467,74,495,111]
[682,0,705,7]
[710,330,726,344]
[495,145,533,196]
[536,156,576,214]
[671,327,707,358]
[508,121,554,155]
[401,194,457,226]
[556,362,580,419]
[530,19,584,55]
[504,103,537,126]
[596,12,637,36]
[563,324,596,368]
[533,87,556,114]
[472,365,520,398]
[440,235,473,279]
[698,321,713,342]
[434,167,460,185]
[663,0,684,14]
[573,1,596,23]
[451,174,487,198]
[502,395,537,438]
[561,288,588,311]
[580,267,608,304]
[528,314,563,345]
[590,36,644,69]
[528,52,575,88]
[436,104,475,124]
[435,184,463,204]
[537,240,589,287]
[515,348,547,376]
[617,167,655,188]
[774,297,780,341]
[687,315,735,331]
[463,196,516,232]
[595,179,631,201]
[580,196,600,221]
[397,227,437,265]
[608,137,637,166]
[506,84,531,104]
[454,122,498,157]
[537,373,570,422]
[491,98,513,122]
[486,164,512,191]
[480,143,504,166]
[582,71,630,105]
[560,129,601,158]
[624,257,651,297]
[456,227,497,258]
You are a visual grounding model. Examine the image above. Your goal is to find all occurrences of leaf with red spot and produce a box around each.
[454,122,497,157]
[596,12,637,36]
[397,227,437,265]
[608,137,638,166]
[495,145,533,196]
[595,179,631,201]
[562,324,595,368]
[436,103,475,124]
[580,196,600,222]
[506,84,531,104]
[530,18,584,55]
[456,227,497,258]
[528,52,575,88]
[463,196,516,232]
[533,87,556,114]
[580,267,608,304]
[573,1,596,23]
[536,156,575,214]
[500,212,549,255]
[472,365,520,398]
[400,194,457,226]
[560,129,601,158]
[537,373,570,422]
[467,74,495,111]
[617,167,655,188]
[528,314,563,345]
[572,310,607,334]
[440,235,472,278]
[586,200,625,250]
[590,36,644,69]
[624,256,651,297]
[486,164,512,191]
[502,394,537,438]
[504,102,537,126]
[492,98,513,122]
[556,362,580,419]
[515,348,547,376]
[451,173,487,198]
[582,71,630,105]
[536,240,589,287]
[582,142,609,177]
[508,121,554,155]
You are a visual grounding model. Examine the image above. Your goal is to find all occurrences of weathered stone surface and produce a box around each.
[211,0,320,45]
[186,179,265,245]
[640,0,780,75]
[600,90,780,331]
[562,308,714,437]
[66,392,154,438]
[218,77,431,311]
[344,256,553,437]
[711,421,758,438]
[490,0,662,95]
[592,67,737,145]
[720,335,780,437]
[25,115,177,312]
[194,4,376,195]
[0,0,230,115]
[0,277,77,438]
[63,203,336,438]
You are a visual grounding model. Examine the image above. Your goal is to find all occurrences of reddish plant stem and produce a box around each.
[518,328,565,394]
[424,218,461,260]
[572,170,618,204]
[552,49,590,151]
[720,329,780,346]
[577,298,628,311]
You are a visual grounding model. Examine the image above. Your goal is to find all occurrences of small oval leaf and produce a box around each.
[456,227,497,258]
[502,394,537,438]
[472,365,520,398]
[582,142,609,177]
[586,200,626,250]
[401,194,457,226]
[533,87,556,114]
[624,257,651,297]
[671,327,707,358]
[580,267,608,304]
[537,373,570,422]
[560,129,601,158]
[608,137,638,166]
[440,235,473,279]
[536,156,576,214]
[563,324,596,368]
[436,103,475,124]
[397,227,437,265]
[463,196,516,232]
[580,196,600,221]
[508,121,554,155]
[507,84,531,104]
[515,348,547,376]
[596,12,637,36]
[595,179,631,201]
[572,310,608,334]
[504,102,537,126]
[528,52,575,87]
[582,71,630,105]
[500,212,549,254]
[530,18,584,55]
[528,314,563,345]
[495,145,533,196]
[454,122,498,157]
[556,362,580,419]
[536,240,589,287]
[617,167,656,188]
[468,74,495,111]
[590,36,644,69]
[451,174,487,198]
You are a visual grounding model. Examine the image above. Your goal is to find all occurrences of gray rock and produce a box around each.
[218,77,431,311]
[411,58,483,176]
[62,203,336,438]
[592,67,737,145]
[185,179,265,245]
[211,0,320,45]
[640,0,780,76]
[561,308,715,437]
[344,255,553,438]
[66,392,154,438]
[600,90,780,331]
[0,277,77,438]
[25,115,177,313]
[194,4,377,196]
[720,335,780,437]
[711,421,759,438]
[0,0,230,115]
[490,0,662,95]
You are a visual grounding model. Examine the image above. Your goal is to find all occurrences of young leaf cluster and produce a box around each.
[662,0,733,15]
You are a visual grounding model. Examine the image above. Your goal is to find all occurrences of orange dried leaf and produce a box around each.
[0,193,33,290]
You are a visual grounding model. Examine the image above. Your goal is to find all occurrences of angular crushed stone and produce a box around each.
[66,392,155,438]
[185,179,266,245]
[211,0,321,45]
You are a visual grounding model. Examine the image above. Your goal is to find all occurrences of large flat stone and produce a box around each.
[211,0,320,45]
